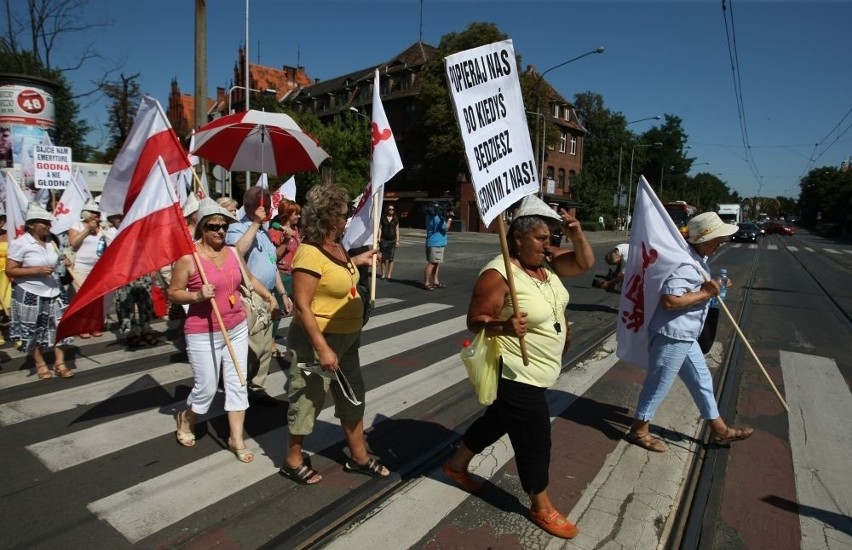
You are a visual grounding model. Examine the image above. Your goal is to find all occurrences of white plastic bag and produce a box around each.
[460,330,500,406]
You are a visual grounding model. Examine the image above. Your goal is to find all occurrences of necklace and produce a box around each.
[322,241,358,297]
[199,245,237,306]
[518,262,561,334]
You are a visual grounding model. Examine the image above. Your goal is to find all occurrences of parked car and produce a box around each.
[765,220,795,236]
[732,222,760,242]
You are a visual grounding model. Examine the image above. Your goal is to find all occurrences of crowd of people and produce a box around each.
[1,182,753,541]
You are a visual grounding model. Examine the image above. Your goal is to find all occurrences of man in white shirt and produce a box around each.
[600,244,629,292]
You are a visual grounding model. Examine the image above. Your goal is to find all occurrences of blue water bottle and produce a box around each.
[96,236,106,256]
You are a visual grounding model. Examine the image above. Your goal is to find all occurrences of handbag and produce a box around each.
[697,306,720,354]
[230,248,272,336]
[460,330,501,406]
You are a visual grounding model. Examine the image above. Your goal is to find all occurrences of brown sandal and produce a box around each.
[35,363,53,380]
[625,430,667,453]
[711,426,754,445]
[442,460,483,494]
[53,362,74,379]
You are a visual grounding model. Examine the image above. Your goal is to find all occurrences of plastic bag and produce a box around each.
[460,330,500,406]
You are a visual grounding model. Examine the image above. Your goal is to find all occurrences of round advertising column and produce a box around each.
[0,73,58,170]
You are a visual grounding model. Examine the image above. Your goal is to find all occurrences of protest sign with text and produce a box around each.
[444,39,538,226]
[34,144,72,189]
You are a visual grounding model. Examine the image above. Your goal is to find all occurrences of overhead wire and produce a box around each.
[721,0,764,193]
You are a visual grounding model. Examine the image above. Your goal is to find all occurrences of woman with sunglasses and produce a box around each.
[168,199,275,462]
[378,204,399,281]
[280,183,386,484]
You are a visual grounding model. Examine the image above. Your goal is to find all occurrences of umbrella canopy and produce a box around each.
[191,110,330,175]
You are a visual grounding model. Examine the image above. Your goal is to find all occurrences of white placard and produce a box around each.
[34,144,72,189]
[444,39,538,226]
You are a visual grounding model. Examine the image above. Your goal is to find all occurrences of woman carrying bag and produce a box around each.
[443,195,594,540]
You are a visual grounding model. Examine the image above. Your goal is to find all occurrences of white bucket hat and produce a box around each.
[196,197,238,224]
[687,212,738,244]
[512,194,561,223]
[82,199,100,213]
[25,203,53,222]
[182,193,200,217]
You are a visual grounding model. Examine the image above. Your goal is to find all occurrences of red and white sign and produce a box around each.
[0,83,56,128]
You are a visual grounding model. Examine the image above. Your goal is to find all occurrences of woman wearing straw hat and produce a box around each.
[168,198,275,462]
[625,212,754,453]
[68,199,106,337]
[5,204,74,379]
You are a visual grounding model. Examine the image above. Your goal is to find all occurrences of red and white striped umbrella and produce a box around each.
[191,110,330,175]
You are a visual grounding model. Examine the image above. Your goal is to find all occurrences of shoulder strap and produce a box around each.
[229,246,252,287]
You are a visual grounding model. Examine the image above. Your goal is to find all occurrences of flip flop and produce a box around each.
[423,283,434,291]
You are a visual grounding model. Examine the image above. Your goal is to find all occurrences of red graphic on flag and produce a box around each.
[620,242,659,332]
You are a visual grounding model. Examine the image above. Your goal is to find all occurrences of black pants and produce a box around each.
[462,375,552,495]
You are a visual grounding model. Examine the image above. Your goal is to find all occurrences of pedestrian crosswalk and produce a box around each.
[0,294,511,546]
[728,242,852,255]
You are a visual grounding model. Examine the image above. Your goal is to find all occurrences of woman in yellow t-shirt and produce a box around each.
[443,195,594,540]
[279,183,384,485]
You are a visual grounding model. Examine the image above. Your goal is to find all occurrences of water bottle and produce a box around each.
[710,268,728,308]
[718,268,729,302]
[54,253,66,280]
[461,339,475,359]
[96,236,106,256]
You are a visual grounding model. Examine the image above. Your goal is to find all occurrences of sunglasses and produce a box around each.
[205,223,228,232]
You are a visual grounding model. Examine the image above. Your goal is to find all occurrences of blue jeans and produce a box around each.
[635,333,720,422]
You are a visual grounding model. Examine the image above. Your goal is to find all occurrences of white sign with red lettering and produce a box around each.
[34,144,72,189]
[444,39,538,226]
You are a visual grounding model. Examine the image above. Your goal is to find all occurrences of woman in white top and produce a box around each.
[6,204,73,379]
[68,200,105,337]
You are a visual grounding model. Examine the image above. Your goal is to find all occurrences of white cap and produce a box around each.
[25,202,53,222]
[511,194,561,222]
[182,193,200,217]
[82,199,100,213]
[196,197,238,224]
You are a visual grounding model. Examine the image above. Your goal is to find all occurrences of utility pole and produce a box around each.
[194,0,207,130]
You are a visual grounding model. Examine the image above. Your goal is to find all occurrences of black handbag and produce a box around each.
[697,307,720,354]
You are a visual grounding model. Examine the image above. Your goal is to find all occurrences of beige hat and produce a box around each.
[25,203,53,222]
[182,193,200,217]
[82,199,100,213]
[512,194,561,223]
[687,212,738,244]
[196,197,237,224]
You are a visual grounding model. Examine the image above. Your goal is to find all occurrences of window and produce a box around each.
[552,104,559,118]
[559,133,567,153]
[557,169,565,191]
[570,135,577,155]
[564,108,570,121]
[568,170,576,189]
[547,166,554,180]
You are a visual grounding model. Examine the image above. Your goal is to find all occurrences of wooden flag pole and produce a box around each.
[496,214,529,366]
[717,297,788,411]
[191,252,247,386]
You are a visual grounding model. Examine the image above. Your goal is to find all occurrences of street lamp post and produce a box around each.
[532,47,604,197]
[616,116,661,233]
[625,142,662,229]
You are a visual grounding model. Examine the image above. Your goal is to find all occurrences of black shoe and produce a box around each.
[248,387,279,406]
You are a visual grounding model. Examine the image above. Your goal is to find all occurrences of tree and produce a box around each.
[96,73,142,162]
[411,22,510,191]
[798,166,852,228]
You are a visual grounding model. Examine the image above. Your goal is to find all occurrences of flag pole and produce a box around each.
[190,251,247,386]
[496,214,529,365]
[717,297,788,411]
[369,192,379,307]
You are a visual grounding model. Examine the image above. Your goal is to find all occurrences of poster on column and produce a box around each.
[444,39,538,227]
[34,144,72,189]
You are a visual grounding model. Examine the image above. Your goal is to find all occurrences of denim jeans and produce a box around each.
[635,333,720,422]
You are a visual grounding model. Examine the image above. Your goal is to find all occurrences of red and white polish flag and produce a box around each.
[99,96,191,217]
[57,157,195,340]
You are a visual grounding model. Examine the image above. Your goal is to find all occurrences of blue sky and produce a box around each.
[39,1,852,200]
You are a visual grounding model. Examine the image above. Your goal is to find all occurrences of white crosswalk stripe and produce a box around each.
[0,295,476,544]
